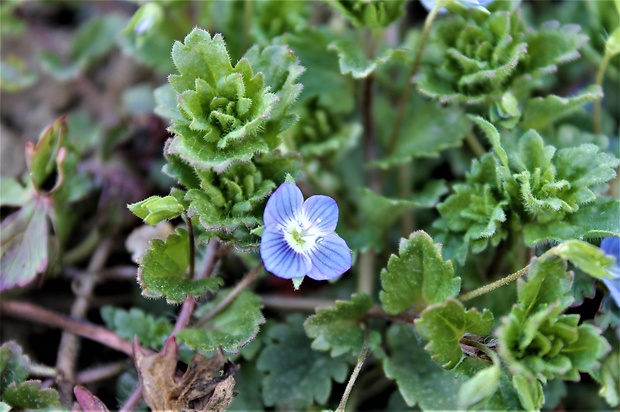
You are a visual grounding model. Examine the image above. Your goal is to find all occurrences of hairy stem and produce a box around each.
[362,29,381,193]
[358,250,376,296]
[387,0,443,155]
[336,326,370,412]
[194,261,263,328]
[594,51,612,135]
[459,265,530,302]
[76,361,129,384]
[465,131,487,158]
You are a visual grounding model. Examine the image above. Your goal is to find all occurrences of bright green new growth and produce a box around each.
[324,0,406,29]
[497,257,610,405]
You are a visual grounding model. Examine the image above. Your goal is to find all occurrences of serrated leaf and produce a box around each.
[383,324,463,409]
[128,195,186,226]
[374,96,471,168]
[0,199,49,291]
[137,228,223,303]
[325,0,405,28]
[329,39,403,79]
[304,293,373,357]
[0,342,29,393]
[380,231,461,314]
[524,197,620,246]
[100,306,172,350]
[522,85,603,131]
[594,350,620,407]
[415,299,494,369]
[468,116,508,168]
[2,381,61,410]
[256,315,348,409]
[177,290,264,353]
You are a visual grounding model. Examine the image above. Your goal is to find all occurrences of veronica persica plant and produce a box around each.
[260,183,352,281]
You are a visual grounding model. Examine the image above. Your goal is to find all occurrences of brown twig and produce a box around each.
[76,361,130,384]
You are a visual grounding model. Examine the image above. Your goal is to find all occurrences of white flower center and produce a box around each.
[282,216,324,254]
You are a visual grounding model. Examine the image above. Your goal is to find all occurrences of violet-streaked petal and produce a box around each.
[263,183,303,227]
[305,234,352,281]
[260,228,311,279]
[302,195,338,235]
[601,237,620,268]
[603,269,620,308]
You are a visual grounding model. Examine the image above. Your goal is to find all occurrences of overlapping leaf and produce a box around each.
[101,306,173,350]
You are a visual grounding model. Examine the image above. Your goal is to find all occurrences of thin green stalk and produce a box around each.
[62,229,100,266]
[465,131,487,158]
[460,338,500,366]
[459,265,530,302]
[186,213,195,280]
[358,249,376,296]
[336,326,370,412]
[594,51,612,135]
[387,0,444,155]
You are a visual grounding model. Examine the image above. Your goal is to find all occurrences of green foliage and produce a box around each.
[101,307,172,350]
[383,324,463,409]
[419,9,587,104]
[330,39,402,79]
[177,290,264,353]
[380,231,461,314]
[137,228,223,303]
[0,55,37,92]
[256,315,348,409]
[457,362,501,410]
[497,257,610,385]
[0,342,61,410]
[304,293,375,357]
[325,0,405,28]
[592,350,620,408]
[128,195,186,226]
[415,298,494,369]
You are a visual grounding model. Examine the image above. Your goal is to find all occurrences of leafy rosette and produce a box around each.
[165,28,304,172]
[419,10,587,104]
[184,152,300,249]
[324,0,405,29]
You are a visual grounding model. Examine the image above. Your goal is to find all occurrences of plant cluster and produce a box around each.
[1,0,619,411]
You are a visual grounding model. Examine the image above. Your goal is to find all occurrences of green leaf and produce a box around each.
[25,116,67,190]
[380,231,461,314]
[457,363,501,410]
[549,240,615,280]
[383,324,463,409]
[0,55,37,92]
[177,290,264,353]
[415,299,494,369]
[0,177,32,207]
[0,341,29,394]
[0,199,49,291]
[374,96,471,168]
[324,0,405,28]
[468,116,508,168]
[524,197,620,246]
[522,85,603,131]
[304,293,374,357]
[137,228,223,303]
[512,374,544,411]
[256,315,348,409]
[329,39,403,79]
[128,195,186,225]
[100,306,172,350]
[593,350,620,408]
[71,14,126,69]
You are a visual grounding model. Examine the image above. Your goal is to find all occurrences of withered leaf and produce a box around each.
[134,337,236,411]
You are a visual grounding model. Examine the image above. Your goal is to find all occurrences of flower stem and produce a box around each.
[358,250,376,296]
[387,0,443,155]
[465,131,487,158]
[336,325,370,412]
[459,265,530,302]
[594,51,612,135]
[460,338,500,366]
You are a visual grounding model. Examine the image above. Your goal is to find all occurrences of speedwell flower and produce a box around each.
[420,0,494,14]
[260,183,352,280]
[601,237,620,307]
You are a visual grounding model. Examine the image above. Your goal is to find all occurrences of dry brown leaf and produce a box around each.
[134,336,236,412]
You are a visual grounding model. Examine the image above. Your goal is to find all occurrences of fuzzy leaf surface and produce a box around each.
[380,231,461,314]
[137,228,223,303]
[304,293,375,357]
[329,39,402,78]
[101,306,172,350]
[256,315,348,409]
[178,290,264,353]
[128,195,186,226]
[415,298,494,369]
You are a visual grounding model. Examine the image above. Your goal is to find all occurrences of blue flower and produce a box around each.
[420,0,494,13]
[601,237,620,307]
[260,183,352,281]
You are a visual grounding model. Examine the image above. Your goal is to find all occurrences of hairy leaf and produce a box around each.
[137,228,223,303]
[178,290,265,353]
[256,315,348,409]
[128,195,186,226]
[415,299,494,369]
[101,306,172,350]
[380,231,461,314]
[304,293,374,357]
[329,39,403,78]
[324,0,405,28]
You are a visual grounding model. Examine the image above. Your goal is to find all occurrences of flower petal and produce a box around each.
[302,195,338,235]
[263,183,304,228]
[305,233,352,281]
[260,228,311,279]
[601,237,620,267]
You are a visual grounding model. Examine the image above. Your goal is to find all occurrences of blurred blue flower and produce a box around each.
[260,183,352,281]
[601,237,620,307]
[420,0,494,13]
